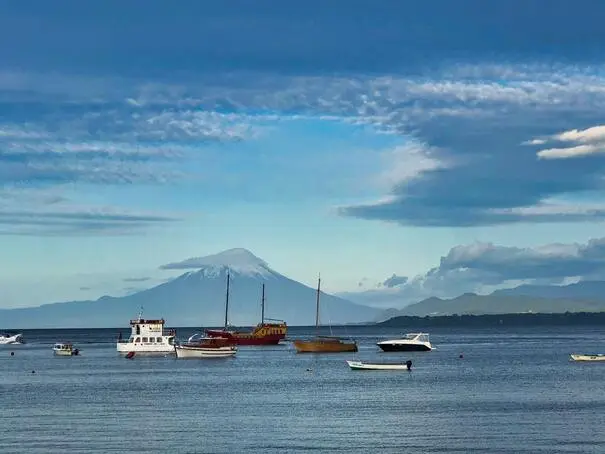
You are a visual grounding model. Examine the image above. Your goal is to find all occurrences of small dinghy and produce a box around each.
[347,360,412,371]
[570,354,605,362]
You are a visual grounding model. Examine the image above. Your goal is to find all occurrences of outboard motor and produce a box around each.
[406,360,412,371]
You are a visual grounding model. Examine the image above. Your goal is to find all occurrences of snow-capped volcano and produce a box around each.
[0,248,380,328]
[161,248,274,278]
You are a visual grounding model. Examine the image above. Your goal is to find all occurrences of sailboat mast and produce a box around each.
[261,283,265,324]
[315,274,321,335]
[224,271,230,329]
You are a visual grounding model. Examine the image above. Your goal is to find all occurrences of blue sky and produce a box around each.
[3,1,605,308]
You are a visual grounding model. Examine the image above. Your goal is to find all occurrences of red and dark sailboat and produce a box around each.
[205,272,287,345]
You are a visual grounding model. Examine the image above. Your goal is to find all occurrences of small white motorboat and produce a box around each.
[347,360,412,371]
[0,333,23,345]
[377,332,433,352]
[570,354,605,362]
[174,335,237,359]
[53,342,80,356]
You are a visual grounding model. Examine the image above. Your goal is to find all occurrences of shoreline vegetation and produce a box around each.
[374,311,605,327]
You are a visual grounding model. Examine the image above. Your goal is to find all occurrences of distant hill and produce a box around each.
[492,280,605,300]
[0,248,379,329]
[381,292,605,318]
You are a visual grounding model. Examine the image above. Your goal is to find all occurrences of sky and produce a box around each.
[2,1,605,309]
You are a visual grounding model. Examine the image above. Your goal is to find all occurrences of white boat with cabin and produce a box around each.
[0,332,23,345]
[174,334,237,359]
[570,354,605,362]
[377,333,433,352]
[116,311,176,355]
[53,342,79,356]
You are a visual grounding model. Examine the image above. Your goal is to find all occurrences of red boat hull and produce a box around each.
[206,323,287,346]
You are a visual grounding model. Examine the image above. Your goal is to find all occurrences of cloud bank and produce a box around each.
[343,237,605,308]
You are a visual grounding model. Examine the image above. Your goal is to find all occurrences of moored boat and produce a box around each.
[205,278,287,345]
[293,275,358,353]
[570,354,605,362]
[0,332,23,345]
[347,360,412,371]
[53,342,79,356]
[377,333,433,352]
[174,335,237,359]
[294,336,358,353]
[116,309,176,355]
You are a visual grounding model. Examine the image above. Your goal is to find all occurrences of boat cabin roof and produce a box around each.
[54,342,72,347]
[130,318,165,325]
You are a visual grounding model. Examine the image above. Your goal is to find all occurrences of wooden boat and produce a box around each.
[206,278,287,345]
[293,275,358,353]
[570,354,605,361]
[53,342,79,356]
[347,360,412,371]
[174,335,237,359]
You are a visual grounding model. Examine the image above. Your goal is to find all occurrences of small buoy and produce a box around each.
[31,370,35,374]
[459,353,464,359]
[306,368,313,372]
[10,352,14,356]
[405,360,412,371]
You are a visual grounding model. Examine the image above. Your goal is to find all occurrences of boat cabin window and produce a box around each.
[136,325,140,335]
[128,337,134,343]
[156,337,162,343]
[142,337,148,343]
[135,337,140,343]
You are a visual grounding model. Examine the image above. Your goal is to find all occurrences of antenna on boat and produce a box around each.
[138,306,143,320]
[261,283,265,324]
[315,273,321,336]
[224,270,230,329]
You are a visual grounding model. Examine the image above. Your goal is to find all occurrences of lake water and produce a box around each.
[1,325,605,453]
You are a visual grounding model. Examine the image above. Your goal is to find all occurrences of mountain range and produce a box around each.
[0,248,380,329]
[375,280,605,319]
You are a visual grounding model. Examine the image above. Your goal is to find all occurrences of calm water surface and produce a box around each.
[1,325,605,453]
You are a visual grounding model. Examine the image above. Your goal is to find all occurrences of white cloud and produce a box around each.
[380,142,446,186]
[527,124,605,160]
[554,125,605,143]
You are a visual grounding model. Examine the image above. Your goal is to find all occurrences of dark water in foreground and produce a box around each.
[1,325,605,453]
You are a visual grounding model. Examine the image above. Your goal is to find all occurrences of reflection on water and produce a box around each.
[1,325,605,453]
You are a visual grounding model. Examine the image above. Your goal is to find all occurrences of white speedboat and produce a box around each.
[116,310,176,355]
[570,354,605,362]
[53,342,79,356]
[377,333,433,352]
[347,360,412,371]
[0,333,23,345]
[174,335,237,359]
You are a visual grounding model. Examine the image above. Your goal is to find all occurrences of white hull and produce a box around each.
[117,342,175,355]
[174,345,237,359]
[0,334,23,345]
[53,349,76,356]
[570,354,605,362]
[347,360,410,370]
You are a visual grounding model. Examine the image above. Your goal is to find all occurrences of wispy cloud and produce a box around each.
[122,276,152,283]
[0,187,178,236]
[4,61,605,229]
